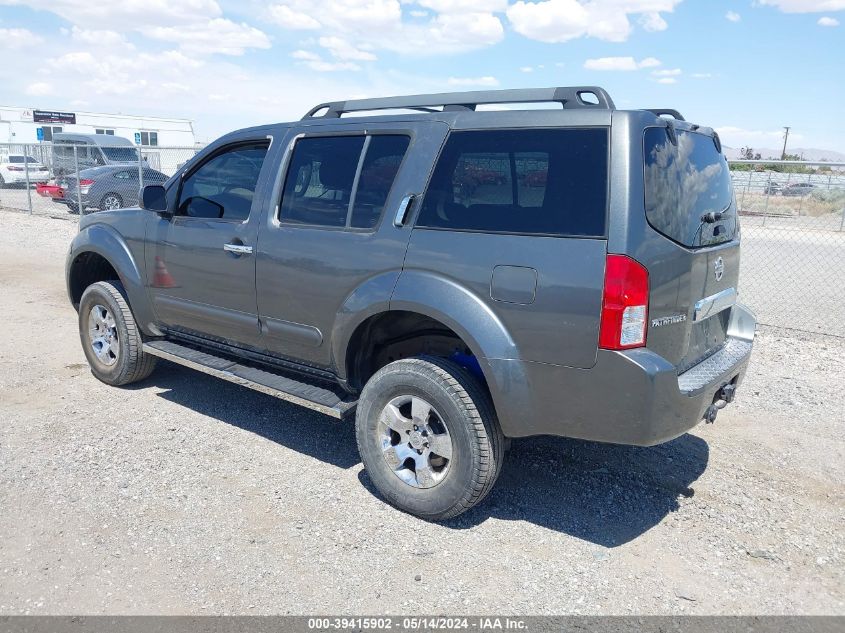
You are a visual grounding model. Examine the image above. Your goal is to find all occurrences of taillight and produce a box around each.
[599,254,649,350]
[79,179,95,186]
[7,166,24,172]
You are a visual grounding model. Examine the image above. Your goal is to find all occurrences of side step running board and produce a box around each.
[142,340,357,419]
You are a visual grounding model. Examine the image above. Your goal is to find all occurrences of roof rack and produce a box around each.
[302,86,615,119]
[645,108,685,121]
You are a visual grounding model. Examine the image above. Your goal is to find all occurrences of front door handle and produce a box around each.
[223,243,253,255]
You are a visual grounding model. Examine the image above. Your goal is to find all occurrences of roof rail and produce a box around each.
[645,108,685,121]
[303,86,615,119]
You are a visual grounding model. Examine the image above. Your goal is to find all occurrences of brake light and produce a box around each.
[599,254,649,350]
[79,179,95,186]
[7,166,24,171]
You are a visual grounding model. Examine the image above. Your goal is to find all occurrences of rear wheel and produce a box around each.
[78,281,156,386]
[356,356,504,521]
[100,193,123,210]
[66,202,80,214]
[0,174,5,188]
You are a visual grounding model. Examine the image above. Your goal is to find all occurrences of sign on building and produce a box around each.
[33,110,76,124]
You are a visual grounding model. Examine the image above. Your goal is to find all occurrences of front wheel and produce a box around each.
[78,281,156,386]
[355,356,504,521]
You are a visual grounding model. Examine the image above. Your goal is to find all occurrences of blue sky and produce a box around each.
[0,0,843,152]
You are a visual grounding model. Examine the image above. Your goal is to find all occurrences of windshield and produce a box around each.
[643,127,736,248]
[101,147,140,162]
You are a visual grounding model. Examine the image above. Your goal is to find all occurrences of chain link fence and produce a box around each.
[731,160,845,336]
[0,142,200,218]
[1,142,843,336]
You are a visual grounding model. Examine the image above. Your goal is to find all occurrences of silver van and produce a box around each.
[51,133,141,177]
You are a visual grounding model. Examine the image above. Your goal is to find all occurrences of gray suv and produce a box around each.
[66,87,756,520]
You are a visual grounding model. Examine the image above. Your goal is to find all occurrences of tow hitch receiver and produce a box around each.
[704,382,738,424]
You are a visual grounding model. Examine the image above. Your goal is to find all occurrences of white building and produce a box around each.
[0,105,196,147]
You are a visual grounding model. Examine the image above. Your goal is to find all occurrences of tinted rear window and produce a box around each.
[417,128,608,237]
[101,147,140,162]
[643,127,736,247]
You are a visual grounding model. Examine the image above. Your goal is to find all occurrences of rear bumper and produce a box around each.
[2,171,50,184]
[486,302,756,445]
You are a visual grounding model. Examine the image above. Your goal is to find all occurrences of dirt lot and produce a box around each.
[0,209,842,615]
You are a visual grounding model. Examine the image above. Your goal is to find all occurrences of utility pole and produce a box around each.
[781,126,791,160]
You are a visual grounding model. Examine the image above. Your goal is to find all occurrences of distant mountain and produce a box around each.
[723,147,845,162]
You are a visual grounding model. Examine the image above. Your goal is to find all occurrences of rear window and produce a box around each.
[417,128,608,237]
[101,147,140,162]
[643,127,736,248]
[9,156,37,164]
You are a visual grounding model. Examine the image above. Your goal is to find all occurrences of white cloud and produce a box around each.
[0,0,224,29]
[520,66,534,72]
[143,19,271,55]
[725,11,741,22]
[24,81,53,96]
[318,36,377,61]
[506,0,682,43]
[0,27,43,48]
[266,1,503,55]
[584,56,662,71]
[656,77,676,84]
[691,72,713,78]
[755,1,845,13]
[447,76,499,87]
[639,12,668,31]
[291,50,321,61]
[652,68,682,76]
[268,4,321,29]
[818,16,840,25]
[70,26,133,49]
[418,0,509,11]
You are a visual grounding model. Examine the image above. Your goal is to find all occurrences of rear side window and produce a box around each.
[101,147,140,162]
[417,128,608,237]
[280,134,410,229]
[643,127,736,248]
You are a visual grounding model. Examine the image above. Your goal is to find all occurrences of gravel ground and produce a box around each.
[0,208,842,615]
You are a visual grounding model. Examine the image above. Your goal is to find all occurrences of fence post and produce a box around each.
[138,144,144,192]
[24,145,32,215]
[73,145,83,223]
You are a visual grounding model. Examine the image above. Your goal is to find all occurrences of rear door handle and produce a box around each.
[393,194,416,227]
[223,243,253,255]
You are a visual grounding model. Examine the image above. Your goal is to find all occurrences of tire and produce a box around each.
[355,356,504,521]
[78,281,156,386]
[0,174,5,188]
[100,193,123,211]
[67,202,80,215]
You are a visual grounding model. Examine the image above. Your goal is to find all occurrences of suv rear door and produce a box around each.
[402,125,611,370]
[639,124,740,369]
[255,121,449,369]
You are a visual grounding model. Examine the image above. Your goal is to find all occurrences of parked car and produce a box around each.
[36,182,64,199]
[781,182,815,197]
[0,154,50,186]
[56,166,167,213]
[66,86,755,521]
[51,133,142,178]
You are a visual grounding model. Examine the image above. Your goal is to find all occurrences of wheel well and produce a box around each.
[345,311,486,392]
[68,252,120,308]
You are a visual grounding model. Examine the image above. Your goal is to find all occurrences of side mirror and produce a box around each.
[141,184,168,213]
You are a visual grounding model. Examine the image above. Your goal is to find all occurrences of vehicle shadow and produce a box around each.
[140,362,709,546]
[141,362,360,469]
[357,433,708,546]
